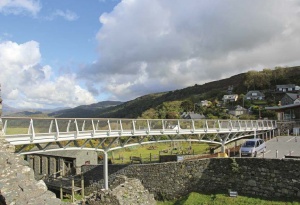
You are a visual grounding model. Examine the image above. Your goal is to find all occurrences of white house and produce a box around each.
[222,94,238,103]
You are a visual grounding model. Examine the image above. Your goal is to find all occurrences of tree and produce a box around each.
[140,108,158,119]
[180,100,194,112]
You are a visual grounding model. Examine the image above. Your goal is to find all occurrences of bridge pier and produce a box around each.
[103,151,109,190]
[221,140,225,153]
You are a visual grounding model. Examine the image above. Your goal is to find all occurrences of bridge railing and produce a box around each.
[1,117,277,145]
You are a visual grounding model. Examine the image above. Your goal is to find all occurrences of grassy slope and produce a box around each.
[157,192,300,205]
[53,66,300,119]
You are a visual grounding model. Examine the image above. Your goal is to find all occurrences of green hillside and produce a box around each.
[52,66,300,119]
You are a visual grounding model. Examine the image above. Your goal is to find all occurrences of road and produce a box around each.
[257,136,300,159]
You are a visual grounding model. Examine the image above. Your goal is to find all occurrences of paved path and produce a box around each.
[257,136,300,159]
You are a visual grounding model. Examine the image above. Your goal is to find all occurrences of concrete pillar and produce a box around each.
[49,157,56,176]
[28,155,34,169]
[221,140,225,153]
[103,151,108,189]
[34,155,40,175]
[59,158,64,176]
[42,156,48,175]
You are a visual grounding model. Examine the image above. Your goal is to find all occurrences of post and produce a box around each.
[227,148,230,157]
[221,139,225,153]
[234,141,237,156]
[72,176,75,203]
[276,150,278,158]
[81,173,84,199]
[60,181,63,200]
[254,130,256,139]
[103,151,109,190]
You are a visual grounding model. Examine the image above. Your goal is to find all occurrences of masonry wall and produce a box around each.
[82,158,300,200]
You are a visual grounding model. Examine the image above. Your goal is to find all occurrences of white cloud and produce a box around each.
[0,40,96,108]
[48,9,79,21]
[80,0,300,101]
[0,0,41,15]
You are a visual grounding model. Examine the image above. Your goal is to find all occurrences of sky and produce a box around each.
[1,0,300,109]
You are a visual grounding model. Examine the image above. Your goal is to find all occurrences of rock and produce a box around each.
[0,137,70,205]
[86,175,156,205]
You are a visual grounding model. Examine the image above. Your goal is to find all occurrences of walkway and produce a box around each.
[0,117,277,189]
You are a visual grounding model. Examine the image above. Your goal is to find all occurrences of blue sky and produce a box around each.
[1,0,300,109]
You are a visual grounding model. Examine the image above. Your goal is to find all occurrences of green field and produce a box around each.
[109,142,211,164]
[157,192,300,205]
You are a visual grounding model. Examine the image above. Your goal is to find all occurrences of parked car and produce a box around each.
[240,138,266,157]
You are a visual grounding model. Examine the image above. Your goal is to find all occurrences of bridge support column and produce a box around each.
[103,151,109,190]
[221,140,225,153]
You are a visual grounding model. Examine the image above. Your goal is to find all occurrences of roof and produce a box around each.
[245,90,265,97]
[285,93,298,101]
[223,94,238,99]
[265,103,300,111]
[181,112,205,119]
[188,113,205,119]
[245,138,263,142]
[234,105,247,111]
[30,145,95,158]
[276,84,296,88]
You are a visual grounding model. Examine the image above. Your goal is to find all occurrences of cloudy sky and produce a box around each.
[1,0,300,109]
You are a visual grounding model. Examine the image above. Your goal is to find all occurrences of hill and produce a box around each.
[49,101,123,118]
[49,66,300,119]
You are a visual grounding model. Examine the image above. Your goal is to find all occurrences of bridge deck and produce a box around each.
[1,117,276,154]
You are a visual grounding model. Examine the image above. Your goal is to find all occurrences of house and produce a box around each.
[228,105,247,116]
[26,146,98,177]
[294,98,300,104]
[244,90,265,100]
[266,93,300,120]
[280,93,299,106]
[222,94,238,103]
[199,100,211,107]
[276,84,300,92]
[181,112,205,119]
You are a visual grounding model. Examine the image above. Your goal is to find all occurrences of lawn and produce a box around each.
[157,192,300,205]
[109,142,211,164]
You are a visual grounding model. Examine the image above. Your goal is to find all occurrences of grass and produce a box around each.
[109,142,210,164]
[157,192,300,205]
[61,193,83,202]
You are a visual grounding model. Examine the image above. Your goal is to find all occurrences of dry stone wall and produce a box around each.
[83,158,300,200]
[0,137,68,205]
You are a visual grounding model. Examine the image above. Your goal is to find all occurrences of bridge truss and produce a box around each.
[0,117,277,189]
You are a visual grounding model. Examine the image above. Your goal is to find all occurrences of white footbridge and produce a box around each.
[0,117,277,189]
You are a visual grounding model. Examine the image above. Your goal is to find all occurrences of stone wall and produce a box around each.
[0,137,68,205]
[83,158,300,200]
[277,121,299,135]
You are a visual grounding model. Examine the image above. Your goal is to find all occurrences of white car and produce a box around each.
[240,138,266,157]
